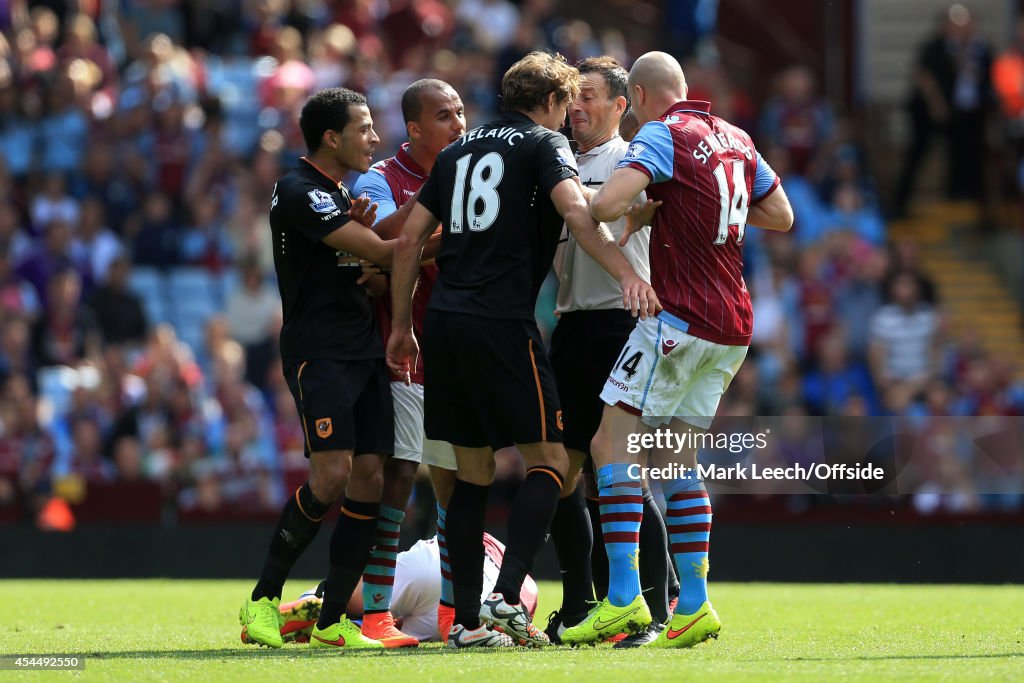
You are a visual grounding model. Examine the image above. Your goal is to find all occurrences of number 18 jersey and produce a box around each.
[617,100,780,346]
[418,111,578,321]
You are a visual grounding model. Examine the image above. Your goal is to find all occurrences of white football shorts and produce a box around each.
[599,315,748,429]
[391,381,456,469]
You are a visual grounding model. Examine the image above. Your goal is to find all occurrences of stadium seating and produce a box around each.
[127,266,172,326]
[168,267,221,353]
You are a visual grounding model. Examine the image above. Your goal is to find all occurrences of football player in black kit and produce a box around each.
[387,52,660,649]
[240,87,397,651]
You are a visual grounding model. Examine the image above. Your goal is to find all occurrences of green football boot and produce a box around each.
[647,601,721,648]
[309,616,384,650]
[239,596,283,649]
[560,595,652,646]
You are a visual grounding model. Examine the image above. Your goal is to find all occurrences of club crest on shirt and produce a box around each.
[308,189,338,214]
[624,142,646,160]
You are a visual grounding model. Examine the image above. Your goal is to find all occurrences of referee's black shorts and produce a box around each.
[284,358,394,457]
[423,310,562,450]
[549,308,638,455]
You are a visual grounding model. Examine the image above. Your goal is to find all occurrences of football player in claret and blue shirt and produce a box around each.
[561,51,794,648]
[350,78,467,646]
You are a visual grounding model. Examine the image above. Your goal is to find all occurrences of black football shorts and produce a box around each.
[549,309,638,454]
[284,358,394,457]
[423,310,562,450]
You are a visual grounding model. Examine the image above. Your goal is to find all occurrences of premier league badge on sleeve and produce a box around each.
[624,142,646,160]
[307,189,339,214]
[556,147,578,171]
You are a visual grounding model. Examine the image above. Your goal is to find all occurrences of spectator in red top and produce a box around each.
[57,13,118,102]
[332,0,379,42]
[69,416,116,483]
[1,374,56,509]
[0,315,35,385]
[795,246,835,362]
[759,65,834,177]
[380,0,454,68]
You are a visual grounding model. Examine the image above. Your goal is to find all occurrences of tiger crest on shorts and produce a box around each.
[315,418,333,438]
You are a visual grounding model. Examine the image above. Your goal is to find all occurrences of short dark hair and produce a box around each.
[501,51,580,113]
[401,79,454,124]
[619,108,640,141]
[576,56,629,102]
[299,87,368,153]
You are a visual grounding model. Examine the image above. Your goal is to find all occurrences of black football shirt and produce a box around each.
[418,111,578,321]
[271,158,382,368]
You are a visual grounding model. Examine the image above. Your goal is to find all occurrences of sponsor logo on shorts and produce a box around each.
[661,338,678,356]
[607,377,630,391]
[316,418,333,438]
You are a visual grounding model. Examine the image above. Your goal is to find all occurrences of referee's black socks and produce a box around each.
[639,487,671,624]
[494,465,564,606]
[585,494,609,600]
[317,498,380,628]
[253,482,329,602]
[447,479,490,630]
[549,485,594,622]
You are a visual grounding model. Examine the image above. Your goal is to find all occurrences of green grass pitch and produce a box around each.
[1,580,1022,681]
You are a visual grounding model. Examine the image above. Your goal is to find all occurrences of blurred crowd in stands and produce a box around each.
[0,0,1021,529]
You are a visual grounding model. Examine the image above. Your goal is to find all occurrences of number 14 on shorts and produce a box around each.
[614,345,644,381]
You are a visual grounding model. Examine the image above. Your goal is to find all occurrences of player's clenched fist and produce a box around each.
[386,328,419,385]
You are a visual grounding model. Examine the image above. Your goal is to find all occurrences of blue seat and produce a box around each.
[168,267,221,354]
[127,266,170,324]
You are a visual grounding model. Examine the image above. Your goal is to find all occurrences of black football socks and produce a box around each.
[549,485,595,622]
[253,482,329,601]
[639,487,671,623]
[317,498,380,627]
[447,479,490,630]
[493,466,565,606]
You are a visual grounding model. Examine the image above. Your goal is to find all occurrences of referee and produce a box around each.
[240,88,397,651]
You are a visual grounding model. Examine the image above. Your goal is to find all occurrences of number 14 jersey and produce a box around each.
[418,111,578,321]
[618,100,780,346]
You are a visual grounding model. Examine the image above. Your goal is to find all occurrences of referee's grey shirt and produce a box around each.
[553,134,651,314]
